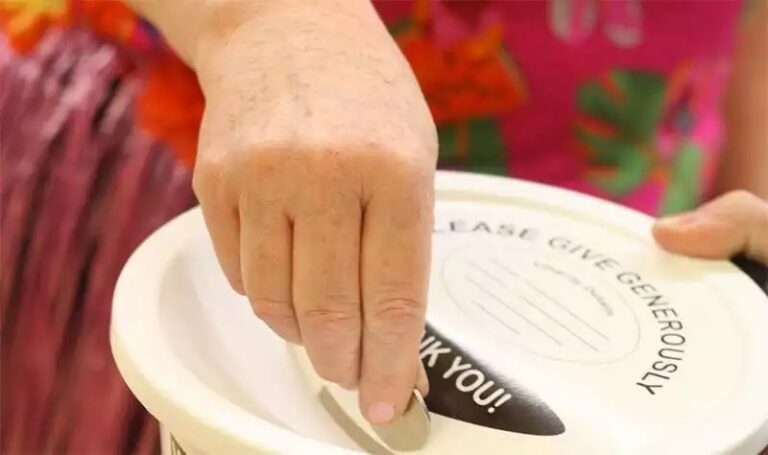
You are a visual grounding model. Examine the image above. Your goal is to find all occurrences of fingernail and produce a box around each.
[659,213,699,228]
[367,402,396,425]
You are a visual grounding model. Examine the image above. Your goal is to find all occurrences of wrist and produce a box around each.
[127,0,272,66]
[193,0,395,91]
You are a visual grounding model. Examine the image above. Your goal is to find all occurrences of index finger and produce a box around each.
[359,168,433,425]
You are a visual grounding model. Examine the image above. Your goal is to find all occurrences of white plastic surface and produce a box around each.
[112,172,768,454]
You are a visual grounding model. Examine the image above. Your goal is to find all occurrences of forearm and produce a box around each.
[124,0,210,65]
[124,0,387,71]
[716,0,768,200]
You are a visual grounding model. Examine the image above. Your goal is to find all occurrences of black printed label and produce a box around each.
[420,324,565,436]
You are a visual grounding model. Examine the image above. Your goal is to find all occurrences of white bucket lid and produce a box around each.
[112,171,768,454]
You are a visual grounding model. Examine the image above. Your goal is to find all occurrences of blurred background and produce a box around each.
[1,3,198,453]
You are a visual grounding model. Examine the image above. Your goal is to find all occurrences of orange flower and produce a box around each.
[136,57,204,167]
[574,116,619,139]
[398,24,525,124]
[0,0,70,52]
[0,0,143,53]
[78,0,137,44]
[600,72,625,104]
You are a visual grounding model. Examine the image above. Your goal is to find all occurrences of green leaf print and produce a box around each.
[660,142,702,215]
[577,130,652,194]
[387,18,413,36]
[437,118,507,175]
[577,70,669,197]
[577,71,667,142]
[437,123,459,160]
[464,118,507,175]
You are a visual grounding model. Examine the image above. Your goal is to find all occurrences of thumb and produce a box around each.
[653,191,768,264]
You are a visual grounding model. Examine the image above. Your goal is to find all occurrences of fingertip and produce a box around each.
[654,215,742,260]
[359,359,422,426]
[654,212,699,232]
[653,212,715,251]
[261,318,303,345]
[359,383,397,426]
[651,220,681,249]
[366,402,396,426]
[652,223,686,255]
[230,278,246,295]
[284,331,304,345]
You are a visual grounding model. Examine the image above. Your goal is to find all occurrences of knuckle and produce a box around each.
[243,147,287,176]
[367,297,424,340]
[718,191,767,223]
[748,205,768,239]
[192,154,228,199]
[347,138,430,178]
[300,304,360,334]
[191,169,211,200]
[379,150,430,178]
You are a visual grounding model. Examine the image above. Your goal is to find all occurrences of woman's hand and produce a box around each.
[180,1,435,425]
[654,191,768,264]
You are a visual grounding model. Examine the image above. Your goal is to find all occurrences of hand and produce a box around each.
[190,1,436,424]
[653,191,768,264]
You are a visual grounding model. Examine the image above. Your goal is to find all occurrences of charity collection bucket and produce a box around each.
[111,171,768,454]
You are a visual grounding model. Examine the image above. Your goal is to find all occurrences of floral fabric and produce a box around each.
[0,0,745,215]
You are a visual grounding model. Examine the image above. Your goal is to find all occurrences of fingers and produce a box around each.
[654,191,768,263]
[292,187,363,389]
[359,170,433,425]
[416,362,429,397]
[239,199,300,343]
[197,146,434,417]
[194,175,245,295]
